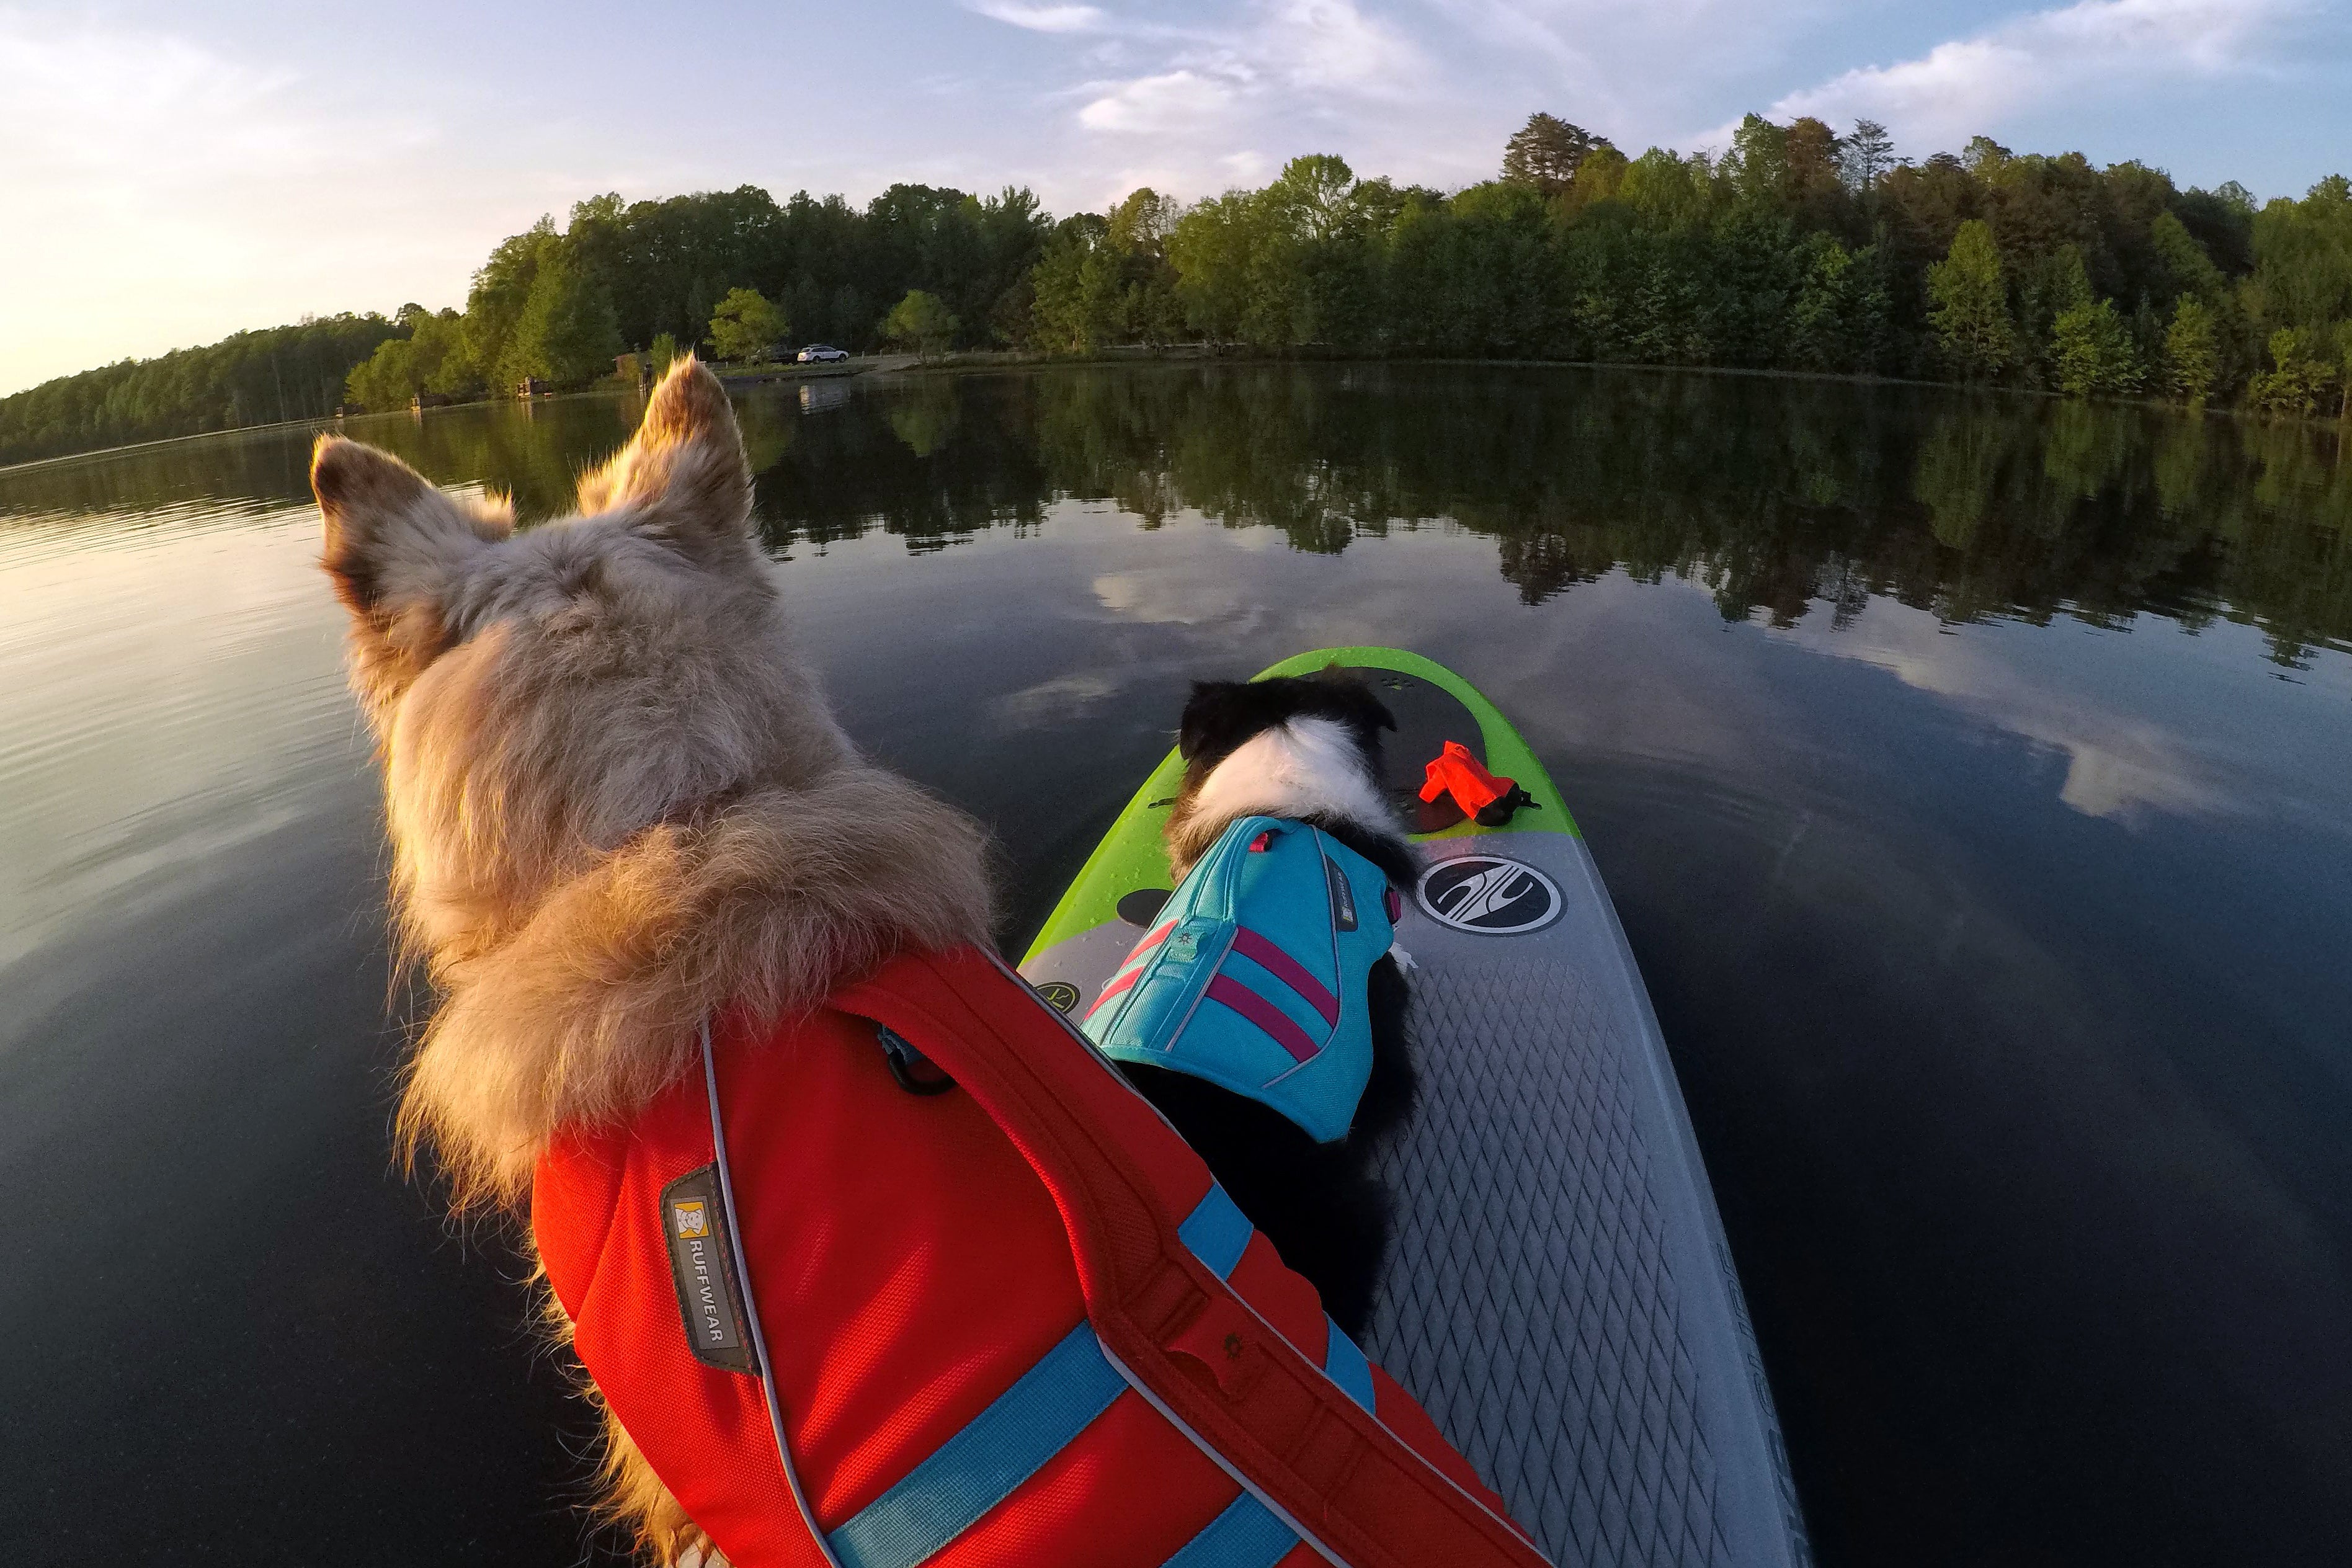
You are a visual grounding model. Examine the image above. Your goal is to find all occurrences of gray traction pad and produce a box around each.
[1369,958,1735,1567]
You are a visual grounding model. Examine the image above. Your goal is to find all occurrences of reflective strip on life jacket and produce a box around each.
[1086,965,1141,1020]
[1127,921,1178,964]
[1107,925,1338,1067]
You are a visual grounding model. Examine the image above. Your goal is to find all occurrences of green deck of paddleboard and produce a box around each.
[1023,646,1577,963]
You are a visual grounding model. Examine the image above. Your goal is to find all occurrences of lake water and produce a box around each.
[3,365,2348,1566]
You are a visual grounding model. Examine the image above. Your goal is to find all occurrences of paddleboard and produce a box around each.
[1020,647,1812,1568]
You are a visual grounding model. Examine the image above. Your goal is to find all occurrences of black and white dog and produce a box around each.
[1121,670,1419,1337]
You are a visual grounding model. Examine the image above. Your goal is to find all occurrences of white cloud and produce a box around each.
[0,14,347,390]
[1422,0,1590,73]
[1221,149,1274,183]
[0,10,561,395]
[1260,0,1420,94]
[1080,69,1237,133]
[1777,607,2235,824]
[1057,1,1427,197]
[1,15,339,234]
[1430,0,1814,147]
[1067,3,1423,130]
[1092,561,1258,625]
[1722,0,2302,156]
[968,2,1108,33]
[991,670,1123,727]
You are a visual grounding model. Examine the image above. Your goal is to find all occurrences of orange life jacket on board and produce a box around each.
[533,947,1546,1568]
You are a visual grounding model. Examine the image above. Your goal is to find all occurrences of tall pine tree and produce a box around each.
[1927,220,2018,381]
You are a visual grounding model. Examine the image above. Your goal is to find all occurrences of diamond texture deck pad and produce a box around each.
[1370,956,1732,1566]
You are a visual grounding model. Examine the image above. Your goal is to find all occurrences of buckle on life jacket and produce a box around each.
[876,1023,956,1095]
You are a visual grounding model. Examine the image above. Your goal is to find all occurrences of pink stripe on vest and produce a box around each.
[1205,975,1321,1063]
[1229,927,1339,1025]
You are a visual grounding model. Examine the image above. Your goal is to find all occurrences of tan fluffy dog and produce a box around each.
[314,359,994,1562]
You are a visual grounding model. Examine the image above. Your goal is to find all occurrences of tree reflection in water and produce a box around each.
[4,363,2343,666]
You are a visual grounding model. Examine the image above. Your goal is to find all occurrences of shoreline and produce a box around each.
[6,354,2340,475]
[0,411,349,475]
[0,356,918,475]
[892,348,2346,428]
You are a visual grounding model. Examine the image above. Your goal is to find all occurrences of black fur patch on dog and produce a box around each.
[1177,671,1397,793]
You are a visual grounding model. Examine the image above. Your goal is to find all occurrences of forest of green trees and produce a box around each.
[4,111,2350,466]
[0,315,403,466]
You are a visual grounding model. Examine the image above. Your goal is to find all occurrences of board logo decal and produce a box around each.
[1035,980,1081,1015]
[1415,855,1562,935]
[659,1165,757,1374]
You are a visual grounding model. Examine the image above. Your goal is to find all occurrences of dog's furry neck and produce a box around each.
[1166,716,1398,880]
[401,757,992,1211]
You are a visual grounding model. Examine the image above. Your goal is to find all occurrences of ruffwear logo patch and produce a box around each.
[659,1166,755,1374]
[1415,854,1563,935]
[1323,854,1359,932]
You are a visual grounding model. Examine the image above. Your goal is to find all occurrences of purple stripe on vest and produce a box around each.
[1205,975,1321,1064]
[1229,927,1339,1025]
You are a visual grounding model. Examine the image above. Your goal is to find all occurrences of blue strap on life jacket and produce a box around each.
[1082,815,1395,1146]
[823,1180,1376,1568]
[828,1321,1127,1568]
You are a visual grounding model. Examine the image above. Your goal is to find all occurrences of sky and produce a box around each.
[2,0,2345,396]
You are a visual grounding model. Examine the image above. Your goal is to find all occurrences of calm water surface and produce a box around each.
[3,366,2349,1566]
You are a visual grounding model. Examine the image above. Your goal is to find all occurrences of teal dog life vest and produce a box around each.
[1082,815,1396,1144]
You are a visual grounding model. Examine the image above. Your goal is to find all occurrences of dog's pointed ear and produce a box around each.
[314,434,509,620]
[577,357,754,568]
[1178,680,1252,762]
[314,435,510,718]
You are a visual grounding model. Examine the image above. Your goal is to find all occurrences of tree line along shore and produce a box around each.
[4,112,2348,468]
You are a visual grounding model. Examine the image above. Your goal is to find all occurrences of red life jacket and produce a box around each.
[533,947,1546,1568]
